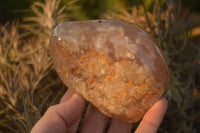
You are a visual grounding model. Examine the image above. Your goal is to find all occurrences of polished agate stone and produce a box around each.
[50,20,169,123]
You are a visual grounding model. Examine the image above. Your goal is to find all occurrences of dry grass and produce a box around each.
[0,0,200,132]
[0,0,77,132]
[106,0,200,132]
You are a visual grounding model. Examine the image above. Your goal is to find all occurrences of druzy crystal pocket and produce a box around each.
[50,20,169,123]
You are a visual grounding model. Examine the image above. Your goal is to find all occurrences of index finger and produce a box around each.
[60,88,76,103]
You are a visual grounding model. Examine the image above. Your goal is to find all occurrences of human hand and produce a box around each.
[31,88,168,133]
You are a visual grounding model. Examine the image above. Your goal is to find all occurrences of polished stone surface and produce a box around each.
[50,20,169,123]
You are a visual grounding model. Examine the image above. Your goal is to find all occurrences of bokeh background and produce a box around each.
[0,0,200,132]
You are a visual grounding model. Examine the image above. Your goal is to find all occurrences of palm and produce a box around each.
[31,88,168,133]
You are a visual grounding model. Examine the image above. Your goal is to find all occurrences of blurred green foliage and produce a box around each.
[0,0,30,24]
[1,0,200,24]
[181,0,200,12]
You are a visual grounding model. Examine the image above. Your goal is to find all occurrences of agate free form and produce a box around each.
[50,20,169,123]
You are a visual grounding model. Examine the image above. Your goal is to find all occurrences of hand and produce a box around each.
[31,89,168,133]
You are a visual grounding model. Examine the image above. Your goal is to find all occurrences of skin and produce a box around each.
[31,88,168,133]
